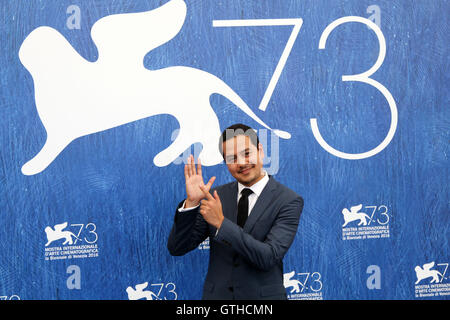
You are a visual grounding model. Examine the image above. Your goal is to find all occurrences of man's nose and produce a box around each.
[236,154,249,165]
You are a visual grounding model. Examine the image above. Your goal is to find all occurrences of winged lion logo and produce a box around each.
[19,0,290,175]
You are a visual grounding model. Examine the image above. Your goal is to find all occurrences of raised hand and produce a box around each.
[184,155,216,208]
[199,185,224,229]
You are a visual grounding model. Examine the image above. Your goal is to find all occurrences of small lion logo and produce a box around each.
[283,271,302,294]
[341,204,371,227]
[45,222,80,246]
[415,261,443,284]
[126,282,160,300]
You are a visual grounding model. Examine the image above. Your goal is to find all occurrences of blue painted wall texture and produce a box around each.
[0,0,448,300]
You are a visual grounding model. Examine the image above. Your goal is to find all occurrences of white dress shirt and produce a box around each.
[236,170,269,216]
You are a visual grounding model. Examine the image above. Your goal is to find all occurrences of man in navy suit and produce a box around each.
[168,123,303,300]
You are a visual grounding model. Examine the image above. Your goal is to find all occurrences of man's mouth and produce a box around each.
[239,166,253,174]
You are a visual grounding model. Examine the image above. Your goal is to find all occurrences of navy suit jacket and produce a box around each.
[167,175,303,300]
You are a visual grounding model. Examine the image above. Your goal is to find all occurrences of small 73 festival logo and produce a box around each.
[44,222,99,261]
[283,270,323,300]
[414,261,449,298]
[126,282,177,300]
[341,204,390,241]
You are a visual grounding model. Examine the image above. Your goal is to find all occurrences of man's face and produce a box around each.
[223,135,264,187]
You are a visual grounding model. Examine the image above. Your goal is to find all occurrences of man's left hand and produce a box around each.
[199,186,224,230]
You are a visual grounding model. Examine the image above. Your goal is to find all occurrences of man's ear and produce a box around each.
[258,142,264,159]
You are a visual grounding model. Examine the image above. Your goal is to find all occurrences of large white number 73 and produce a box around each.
[213,18,303,112]
[312,16,398,159]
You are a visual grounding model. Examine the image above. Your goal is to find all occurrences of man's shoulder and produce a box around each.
[270,176,303,203]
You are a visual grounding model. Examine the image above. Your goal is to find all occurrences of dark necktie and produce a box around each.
[237,188,253,227]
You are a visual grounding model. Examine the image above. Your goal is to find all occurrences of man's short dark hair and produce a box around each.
[218,123,259,157]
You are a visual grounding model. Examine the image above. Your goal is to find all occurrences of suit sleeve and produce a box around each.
[214,195,303,271]
[167,199,211,256]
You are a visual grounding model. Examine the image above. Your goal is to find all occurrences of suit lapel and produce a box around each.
[221,181,238,223]
[243,176,278,233]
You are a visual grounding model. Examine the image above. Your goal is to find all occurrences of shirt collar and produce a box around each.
[237,170,269,198]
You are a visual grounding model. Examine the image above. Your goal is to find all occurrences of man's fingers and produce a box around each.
[187,156,192,176]
[197,158,202,177]
[190,155,196,175]
[200,203,209,214]
[184,163,189,180]
[213,190,221,201]
[188,155,193,176]
[199,185,214,200]
[206,176,216,189]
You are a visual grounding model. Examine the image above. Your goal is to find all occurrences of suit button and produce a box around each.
[228,286,234,292]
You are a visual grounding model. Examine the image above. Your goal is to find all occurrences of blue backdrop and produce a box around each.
[0,0,448,300]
